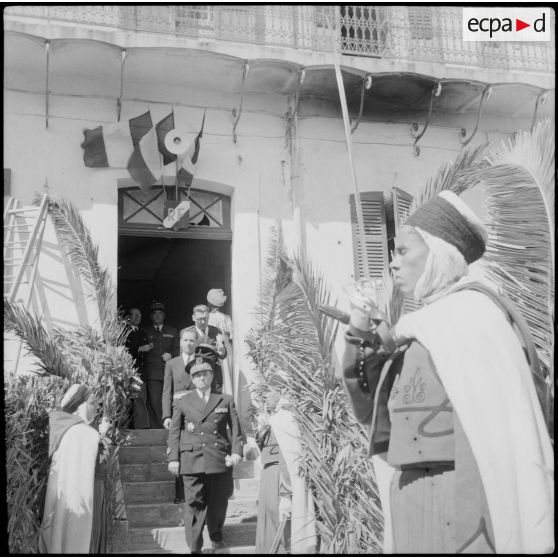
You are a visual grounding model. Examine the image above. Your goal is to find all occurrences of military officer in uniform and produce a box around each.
[167,347,243,554]
[163,328,199,504]
[143,302,179,428]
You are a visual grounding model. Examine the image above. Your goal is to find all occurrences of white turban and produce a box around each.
[207,288,227,308]
[412,228,469,303]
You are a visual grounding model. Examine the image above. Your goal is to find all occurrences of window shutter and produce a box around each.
[4,169,12,198]
[391,186,422,313]
[349,191,389,280]
[392,186,414,230]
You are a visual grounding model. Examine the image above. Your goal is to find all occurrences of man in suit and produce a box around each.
[162,328,198,504]
[143,302,179,428]
[168,347,243,554]
[185,304,227,393]
[125,307,151,428]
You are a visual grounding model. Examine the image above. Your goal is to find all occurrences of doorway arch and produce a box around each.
[117,185,232,330]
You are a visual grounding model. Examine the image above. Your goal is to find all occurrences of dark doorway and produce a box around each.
[117,235,231,331]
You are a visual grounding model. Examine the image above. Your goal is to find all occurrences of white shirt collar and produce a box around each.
[182,353,194,365]
[196,388,211,401]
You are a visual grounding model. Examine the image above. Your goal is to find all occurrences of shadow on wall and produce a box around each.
[38,218,99,330]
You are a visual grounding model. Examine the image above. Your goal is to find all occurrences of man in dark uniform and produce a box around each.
[185,304,227,393]
[125,307,151,428]
[167,346,243,554]
[143,302,179,428]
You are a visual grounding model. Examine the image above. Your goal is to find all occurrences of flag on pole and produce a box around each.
[127,112,162,190]
[155,111,177,166]
[177,112,205,189]
[81,111,153,168]
[81,110,205,191]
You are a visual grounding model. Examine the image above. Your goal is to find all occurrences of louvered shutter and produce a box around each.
[349,192,389,280]
[392,186,414,230]
[392,186,422,313]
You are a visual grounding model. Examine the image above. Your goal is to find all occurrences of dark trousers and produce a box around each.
[133,380,150,428]
[182,470,234,552]
[145,379,163,429]
[175,475,184,501]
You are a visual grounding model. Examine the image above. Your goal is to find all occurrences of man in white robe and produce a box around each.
[39,384,101,554]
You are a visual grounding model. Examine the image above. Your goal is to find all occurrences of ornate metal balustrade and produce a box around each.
[5,5,554,73]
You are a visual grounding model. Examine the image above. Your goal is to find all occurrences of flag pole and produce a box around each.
[328,14,370,278]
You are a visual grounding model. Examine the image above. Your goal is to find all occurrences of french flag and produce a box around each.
[81,110,204,191]
[81,111,162,190]
[177,112,205,190]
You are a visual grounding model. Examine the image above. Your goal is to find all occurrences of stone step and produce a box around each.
[120,462,174,483]
[123,481,175,504]
[123,428,169,447]
[119,445,168,464]
[127,498,258,528]
[120,461,258,484]
[232,478,259,499]
[123,478,260,505]
[128,523,257,552]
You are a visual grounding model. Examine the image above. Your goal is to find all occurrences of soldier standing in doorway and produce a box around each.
[125,307,151,428]
[143,302,179,428]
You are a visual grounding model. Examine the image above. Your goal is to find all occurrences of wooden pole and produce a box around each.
[329,14,369,277]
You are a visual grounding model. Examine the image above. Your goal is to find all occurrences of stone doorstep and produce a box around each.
[119,445,168,464]
[119,456,258,480]
[126,498,258,528]
[123,429,169,447]
[120,461,175,483]
[128,523,257,552]
[123,480,175,504]
[123,478,260,505]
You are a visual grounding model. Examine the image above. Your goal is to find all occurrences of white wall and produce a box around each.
[4,81,528,384]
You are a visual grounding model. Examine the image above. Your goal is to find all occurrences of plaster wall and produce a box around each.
[4,84,524,382]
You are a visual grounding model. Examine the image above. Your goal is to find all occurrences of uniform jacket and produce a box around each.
[143,324,179,380]
[162,355,194,421]
[167,391,243,475]
[343,334,454,462]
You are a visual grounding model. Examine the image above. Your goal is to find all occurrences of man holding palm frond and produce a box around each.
[342,190,553,554]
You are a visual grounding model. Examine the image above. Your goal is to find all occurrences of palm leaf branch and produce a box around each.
[4,298,76,379]
[476,120,554,417]
[32,194,118,341]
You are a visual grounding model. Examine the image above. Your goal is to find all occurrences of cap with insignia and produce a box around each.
[150,301,165,312]
[187,356,214,376]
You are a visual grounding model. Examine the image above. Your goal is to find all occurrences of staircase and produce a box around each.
[117,429,259,554]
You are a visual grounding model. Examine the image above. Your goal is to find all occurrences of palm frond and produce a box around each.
[4,298,76,379]
[476,120,554,402]
[246,237,383,553]
[410,142,488,213]
[33,194,117,340]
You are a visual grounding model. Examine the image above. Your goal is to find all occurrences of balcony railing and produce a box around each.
[5,5,555,73]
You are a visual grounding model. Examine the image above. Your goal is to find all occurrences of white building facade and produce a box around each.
[4,6,555,413]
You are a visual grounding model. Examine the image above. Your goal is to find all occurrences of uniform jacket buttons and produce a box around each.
[214,442,218,446]
[202,443,206,447]
[213,430,218,434]
[200,432,204,436]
